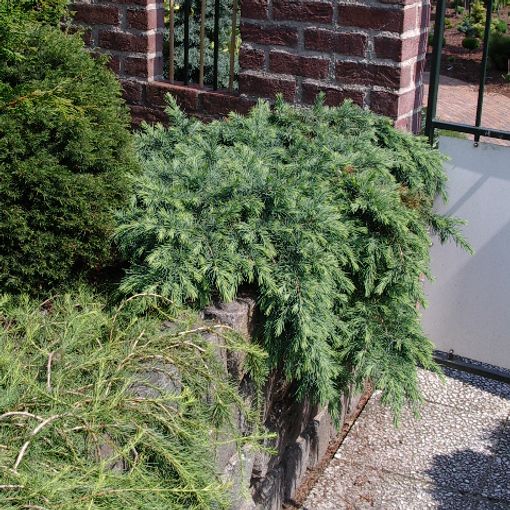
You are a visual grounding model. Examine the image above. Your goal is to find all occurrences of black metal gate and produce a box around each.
[425,0,510,144]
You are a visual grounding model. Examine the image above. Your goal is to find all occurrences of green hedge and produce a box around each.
[0,19,137,294]
[116,96,470,417]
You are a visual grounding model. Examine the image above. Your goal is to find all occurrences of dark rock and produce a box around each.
[95,434,126,473]
[203,298,256,338]
[203,298,257,382]
[129,361,182,399]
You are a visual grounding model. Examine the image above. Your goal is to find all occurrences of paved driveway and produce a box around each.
[423,72,510,146]
[304,368,510,509]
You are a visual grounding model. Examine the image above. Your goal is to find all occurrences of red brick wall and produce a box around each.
[239,0,430,132]
[72,0,430,131]
[72,0,259,124]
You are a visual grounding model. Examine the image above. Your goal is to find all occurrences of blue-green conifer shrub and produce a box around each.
[116,96,470,417]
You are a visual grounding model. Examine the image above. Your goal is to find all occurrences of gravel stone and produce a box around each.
[303,368,510,509]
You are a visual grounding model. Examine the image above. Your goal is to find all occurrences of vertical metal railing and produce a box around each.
[473,0,494,143]
[425,0,510,143]
[213,0,220,90]
[168,0,175,82]
[166,0,239,91]
[183,0,190,85]
[425,0,447,144]
[199,0,206,87]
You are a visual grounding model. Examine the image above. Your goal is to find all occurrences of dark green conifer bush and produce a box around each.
[116,96,469,417]
[0,19,137,294]
[0,289,266,509]
[0,0,68,25]
[489,31,510,71]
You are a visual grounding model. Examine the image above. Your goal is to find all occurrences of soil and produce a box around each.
[425,4,510,98]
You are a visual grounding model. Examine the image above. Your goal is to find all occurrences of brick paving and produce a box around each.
[304,368,510,509]
[423,72,510,146]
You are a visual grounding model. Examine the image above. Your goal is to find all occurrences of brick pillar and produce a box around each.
[72,0,165,122]
[239,0,430,132]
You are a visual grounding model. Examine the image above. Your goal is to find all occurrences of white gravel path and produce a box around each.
[304,368,510,509]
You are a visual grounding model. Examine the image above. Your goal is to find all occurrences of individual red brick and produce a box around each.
[239,71,296,101]
[239,46,265,70]
[370,87,421,117]
[116,0,157,5]
[269,51,330,79]
[335,60,412,89]
[415,57,426,82]
[124,57,163,78]
[337,5,416,33]
[146,81,202,112]
[98,30,161,53]
[241,0,268,19]
[73,4,120,25]
[121,80,143,103]
[98,31,145,52]
[304,28,366,57]
[273,0,333,23]
[130,105,168,127]
[107,55,121,74]
[126,7,164,30]
[417,3,431,29]
[374,34,427,62]
[302,81,365,106]
[202,92,257,116]
[394,111,422,133]
[241,23,298,47]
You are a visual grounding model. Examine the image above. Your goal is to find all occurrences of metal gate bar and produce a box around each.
[425,0,510,144]
[434,351,510,384]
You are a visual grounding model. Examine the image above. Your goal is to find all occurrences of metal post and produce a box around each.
[228,0,238,93]
[213,0,220,90]
[183,0,191,85]
[199,0,206,87]
[474,0,494,145]
[168,0,175,82]
[425,0,447,144]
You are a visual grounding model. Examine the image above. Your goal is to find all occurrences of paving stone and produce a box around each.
[423,73,510,148]
[417,368,510,417]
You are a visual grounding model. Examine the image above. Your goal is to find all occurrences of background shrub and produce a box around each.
[164,0,239,88]
[0,0,68,25]
[0,20,137,294]
[489,31,510,70]
[463,36,481,49]
[116,96,469,417]
[492,18,508,34]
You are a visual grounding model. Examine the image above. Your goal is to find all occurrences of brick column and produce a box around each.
[72,0,166,122]
[239,0,430,132]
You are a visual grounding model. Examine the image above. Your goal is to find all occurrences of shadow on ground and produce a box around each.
[427,419,510,509]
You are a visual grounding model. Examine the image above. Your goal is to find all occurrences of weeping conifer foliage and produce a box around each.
[116,96,470,417]
[0,289,267,509]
